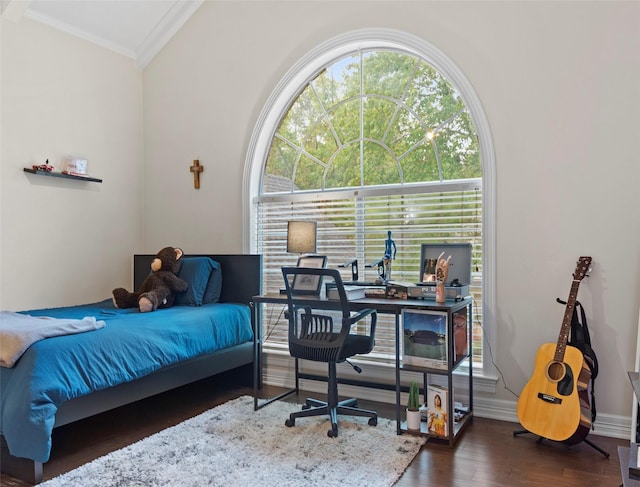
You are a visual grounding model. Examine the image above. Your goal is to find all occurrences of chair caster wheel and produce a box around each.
[328,425,338,438]
[368,417,377,426]
[285,417,295,427]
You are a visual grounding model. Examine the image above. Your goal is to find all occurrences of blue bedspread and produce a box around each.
[0,299,253,463]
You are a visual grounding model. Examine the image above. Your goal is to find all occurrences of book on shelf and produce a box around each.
[427,384,449,438]
[327,285,366,300]
[364,287,386,298]
[454,401,469,423]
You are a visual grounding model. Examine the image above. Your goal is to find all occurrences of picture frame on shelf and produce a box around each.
[401,308,448,370]
[291,255,327,295]
[452,307,469,366]
[427,384,449,438]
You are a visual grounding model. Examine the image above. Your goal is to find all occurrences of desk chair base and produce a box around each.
[286,397,377,438]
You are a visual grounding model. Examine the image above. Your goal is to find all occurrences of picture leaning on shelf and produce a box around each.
[427,384,449,438]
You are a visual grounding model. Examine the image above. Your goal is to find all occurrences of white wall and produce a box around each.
[144,1,640,432]
[0,17,144,310]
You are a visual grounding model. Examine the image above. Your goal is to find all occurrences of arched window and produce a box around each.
[245,29,496,376]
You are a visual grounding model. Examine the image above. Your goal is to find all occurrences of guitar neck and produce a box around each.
[554,279,581,362]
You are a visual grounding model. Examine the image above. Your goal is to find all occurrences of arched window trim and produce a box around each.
[243,28,497,378]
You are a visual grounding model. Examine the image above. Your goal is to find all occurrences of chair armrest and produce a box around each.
[348,308,377,337]
[350,307,376,323]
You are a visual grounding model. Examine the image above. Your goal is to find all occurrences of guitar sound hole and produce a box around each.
[547,361,565,381]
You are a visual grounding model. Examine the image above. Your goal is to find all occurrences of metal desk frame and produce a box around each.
[251,293,473,441]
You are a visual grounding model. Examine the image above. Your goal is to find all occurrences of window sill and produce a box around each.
[261,349,498,394]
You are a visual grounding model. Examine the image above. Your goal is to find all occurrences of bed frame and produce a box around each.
[0,254,262,484]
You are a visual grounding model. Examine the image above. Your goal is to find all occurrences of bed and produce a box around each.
[0,253,261,484]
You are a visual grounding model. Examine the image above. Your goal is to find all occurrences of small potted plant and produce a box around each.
[406,380,422,431]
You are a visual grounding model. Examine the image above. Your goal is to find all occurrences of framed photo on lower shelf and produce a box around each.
[401,308,448,370]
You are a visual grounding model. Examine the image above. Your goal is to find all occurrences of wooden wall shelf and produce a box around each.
[23,168,102,183]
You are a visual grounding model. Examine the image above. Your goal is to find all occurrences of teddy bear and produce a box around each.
[112,246,188,312]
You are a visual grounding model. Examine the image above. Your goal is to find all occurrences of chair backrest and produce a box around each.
[282,266,350,313]
[281,267,352,362]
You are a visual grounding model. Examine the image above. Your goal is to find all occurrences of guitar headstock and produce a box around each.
[573,256,592,281]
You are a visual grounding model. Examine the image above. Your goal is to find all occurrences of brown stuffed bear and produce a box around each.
[112,247,188,312]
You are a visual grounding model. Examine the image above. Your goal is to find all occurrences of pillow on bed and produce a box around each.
[174,257,217,306]
[203,260,222,304]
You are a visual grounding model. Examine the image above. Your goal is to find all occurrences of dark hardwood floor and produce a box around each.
[0,368,628,486]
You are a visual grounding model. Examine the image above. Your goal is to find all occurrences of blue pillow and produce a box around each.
[203,260,222,304]
[174,257,216,306]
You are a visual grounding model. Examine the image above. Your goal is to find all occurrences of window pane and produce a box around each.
[363,141,399,185]
[326,143,361,188]
[330,99,360,146]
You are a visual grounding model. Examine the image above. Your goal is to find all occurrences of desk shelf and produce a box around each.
[395,298,474,446]
[399,410,473,438]
[399,351,471,374]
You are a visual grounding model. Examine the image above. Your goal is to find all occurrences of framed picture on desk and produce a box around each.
[291,255,327,295]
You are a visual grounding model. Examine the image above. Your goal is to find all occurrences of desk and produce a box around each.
[251,293,473,444]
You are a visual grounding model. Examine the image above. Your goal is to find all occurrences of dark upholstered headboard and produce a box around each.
[133,254,262,306]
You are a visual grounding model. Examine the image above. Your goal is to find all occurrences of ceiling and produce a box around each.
[1,0,204,68]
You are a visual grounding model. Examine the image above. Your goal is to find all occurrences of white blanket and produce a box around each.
[0,311,106,368]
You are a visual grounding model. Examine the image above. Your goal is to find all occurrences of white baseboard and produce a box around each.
[261,352,630,440]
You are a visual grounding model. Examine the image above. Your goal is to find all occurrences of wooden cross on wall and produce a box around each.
[190,160,203,189]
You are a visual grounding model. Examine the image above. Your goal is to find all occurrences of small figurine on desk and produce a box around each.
[435,251,451,303]
[383,230,397,282]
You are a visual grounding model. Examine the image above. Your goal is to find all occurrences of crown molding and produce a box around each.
[1,0,31,21]
[13,0,203,69]
[135,0,204,69]
[23,8,136,60]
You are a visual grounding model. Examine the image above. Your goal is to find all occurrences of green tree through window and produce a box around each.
[265,51,481,193]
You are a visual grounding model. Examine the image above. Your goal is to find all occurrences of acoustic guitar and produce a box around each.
[516,256,592,442]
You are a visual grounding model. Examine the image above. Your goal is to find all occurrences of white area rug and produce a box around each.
[41,395,425,486]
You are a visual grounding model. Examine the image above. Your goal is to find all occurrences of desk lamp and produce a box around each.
[281,221,318,294]
[286,220,317,258]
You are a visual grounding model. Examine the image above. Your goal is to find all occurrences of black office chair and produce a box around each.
[281,266,378,438]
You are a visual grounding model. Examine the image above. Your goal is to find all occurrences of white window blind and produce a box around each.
[256,182,483,364]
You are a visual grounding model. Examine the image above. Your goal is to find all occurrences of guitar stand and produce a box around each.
[513,429,610,458]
